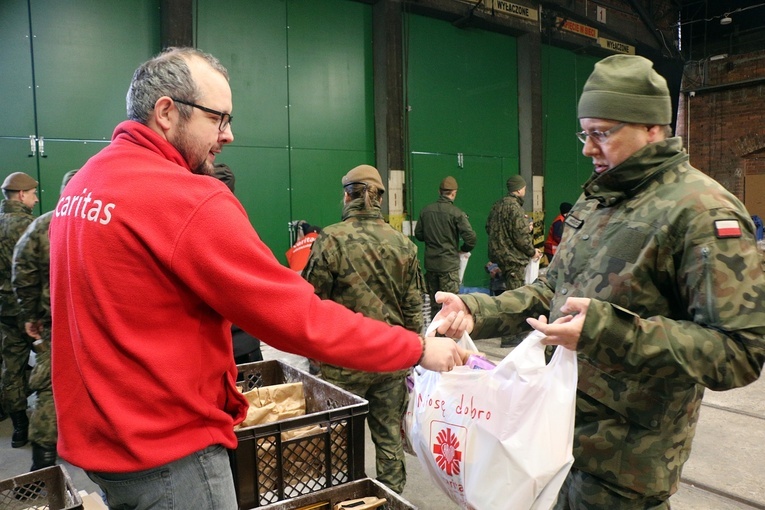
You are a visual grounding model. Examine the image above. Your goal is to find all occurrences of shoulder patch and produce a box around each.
[714,219,742,238]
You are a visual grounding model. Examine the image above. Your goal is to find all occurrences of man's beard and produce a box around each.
[191,160,213,176]
[175,121,215,176]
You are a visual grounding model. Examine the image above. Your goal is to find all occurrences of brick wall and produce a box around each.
[677,49,765,203]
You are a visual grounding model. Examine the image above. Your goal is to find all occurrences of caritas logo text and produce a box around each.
[430,421,466,477]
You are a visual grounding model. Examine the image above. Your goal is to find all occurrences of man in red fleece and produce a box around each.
[48,47,465,510]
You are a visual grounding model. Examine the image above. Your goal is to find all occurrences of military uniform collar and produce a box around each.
[341,198,383,221]
[507,193,524,207]
[582,137,688,207]
[0,199,34,215]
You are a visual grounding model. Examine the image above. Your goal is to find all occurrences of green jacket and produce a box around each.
[304,199,424,337]
[461,137,765,499]
[13,211,52,332]
[414,196,476,272]
[0,199,35,318]
[486,193,535,270]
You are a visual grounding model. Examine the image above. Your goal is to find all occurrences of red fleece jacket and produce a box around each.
[49,121,422,472]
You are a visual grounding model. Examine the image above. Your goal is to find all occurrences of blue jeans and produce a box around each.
[87,444,237,510]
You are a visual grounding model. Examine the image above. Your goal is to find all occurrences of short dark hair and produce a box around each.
[301,223,321,235]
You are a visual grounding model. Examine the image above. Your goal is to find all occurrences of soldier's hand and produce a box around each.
[25,321,43,340]
[432,292,474,339]
[526,297,589,351]
[418,336,467,372]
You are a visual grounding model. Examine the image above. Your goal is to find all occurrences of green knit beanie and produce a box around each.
[506,175,526,193]
[578,55,671,125]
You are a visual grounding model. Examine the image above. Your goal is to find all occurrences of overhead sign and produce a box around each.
[492,0,539,22]
[598,37,635,54]
[557,18,598,39]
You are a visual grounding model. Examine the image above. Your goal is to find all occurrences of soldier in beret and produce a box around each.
[415,176,476,320]
[0,171,38,442]
[12,170,78,470]
[432,54,765,509]
[303,164,424,494]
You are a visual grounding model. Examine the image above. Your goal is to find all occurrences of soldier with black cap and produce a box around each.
[543,201,573,262]
[414,176,476,320]
[303,164,424,493]
[0,171,38,436]
[432,54,765,509]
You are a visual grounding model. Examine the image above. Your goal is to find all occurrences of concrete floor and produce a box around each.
[2,337,764,509]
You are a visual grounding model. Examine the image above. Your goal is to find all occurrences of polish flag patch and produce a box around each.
[714,219,742,238]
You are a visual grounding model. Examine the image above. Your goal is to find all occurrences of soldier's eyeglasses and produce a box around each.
[575,123,626,144]
[171,98,232,131]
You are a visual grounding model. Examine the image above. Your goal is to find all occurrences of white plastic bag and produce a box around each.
[406,322,577,510]
[458,251,471,284]
[525,258,540,284]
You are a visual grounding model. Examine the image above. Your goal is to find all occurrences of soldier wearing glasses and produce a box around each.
[432,54,765,509]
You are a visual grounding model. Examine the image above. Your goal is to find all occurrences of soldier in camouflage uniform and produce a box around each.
[0,171,38,445]
[486,175,541,347]
[486,175,540,291]
[432,55,765,509]
[12,169,78,470]
[303,164,424,494]
[414,176,476,320]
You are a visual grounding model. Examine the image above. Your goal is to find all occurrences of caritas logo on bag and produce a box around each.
[431,421,466,477]
[412,382,495,508]
[428,418,472,507]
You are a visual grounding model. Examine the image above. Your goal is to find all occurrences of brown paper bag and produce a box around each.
[235,381,334,490]
[237,382,306,429]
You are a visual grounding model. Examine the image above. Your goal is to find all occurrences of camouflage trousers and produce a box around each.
[29,347,57,446]
[496,262,527,346]
[424,271,460,321]
[498,261,526,291]
[321,364,409,494]
[0,316,32,413]
[553,468,670,510]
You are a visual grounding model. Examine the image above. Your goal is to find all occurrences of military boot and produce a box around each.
[31,442,58,471]
[10,411,29,448]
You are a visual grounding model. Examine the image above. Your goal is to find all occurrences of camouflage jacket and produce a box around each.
[13,211,52,329]
[414,196,476,272]
[304,199,424,341]
[485,193,535,269]
[461,137,765,499]
[0,199,35,317]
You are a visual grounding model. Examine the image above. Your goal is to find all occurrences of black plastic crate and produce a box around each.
[257,478,416,510]
[231,360,369,509]
[0,465,83,510]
